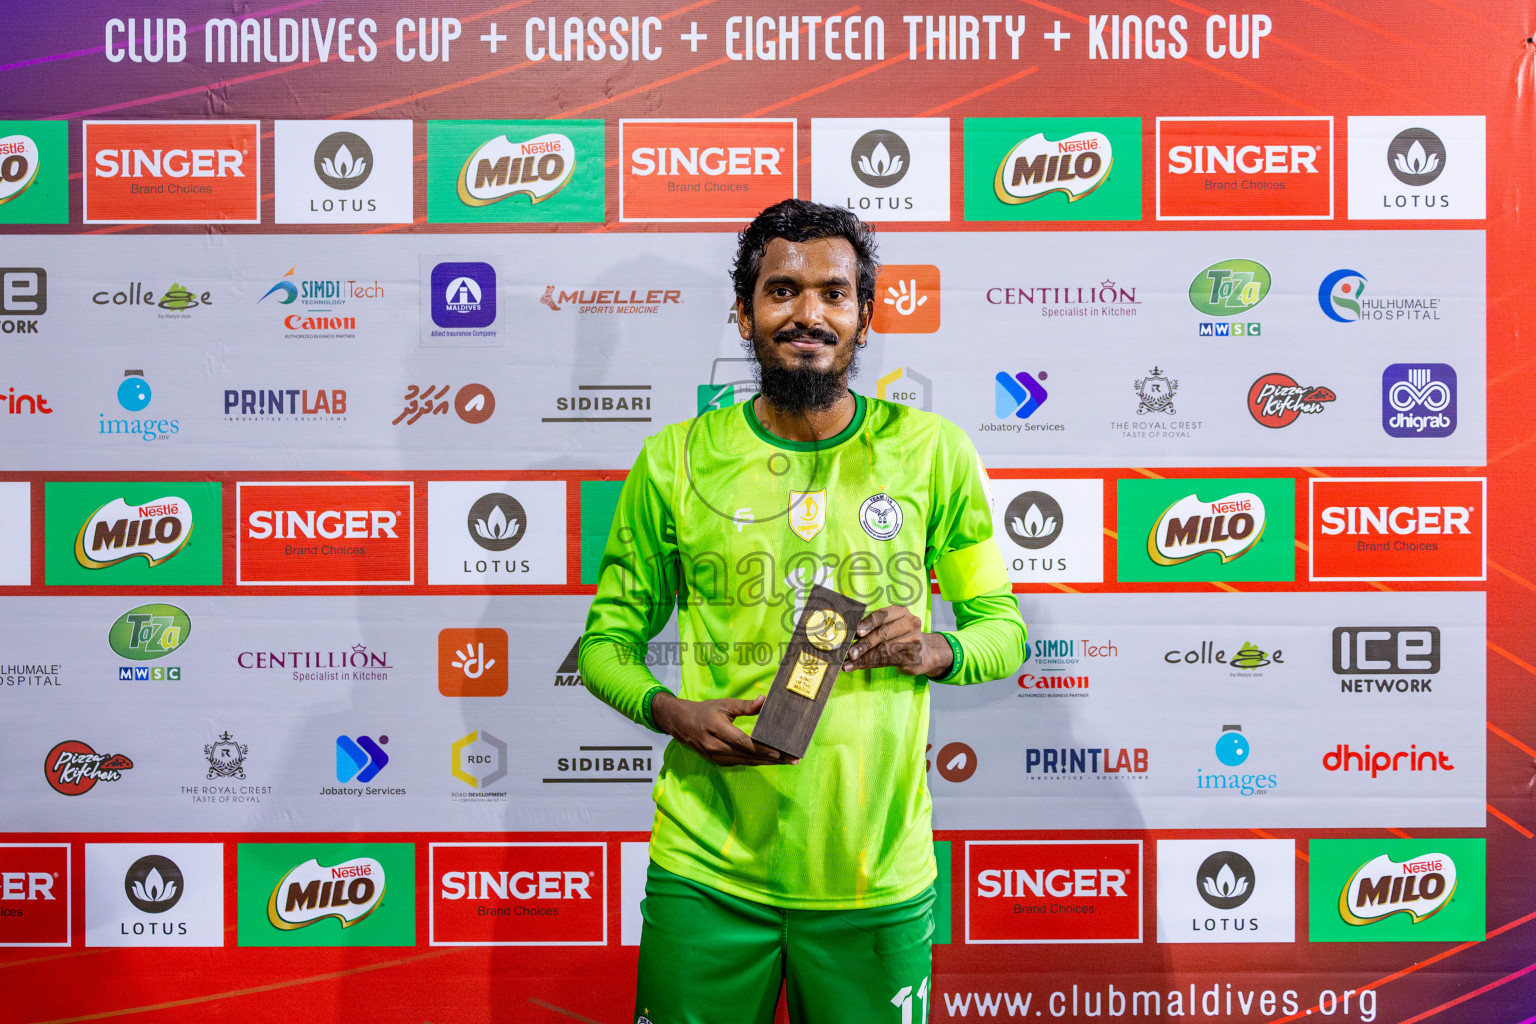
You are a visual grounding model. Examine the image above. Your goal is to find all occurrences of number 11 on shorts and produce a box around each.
[891,978,930,1024]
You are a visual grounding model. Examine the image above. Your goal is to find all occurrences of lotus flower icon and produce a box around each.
[849,129,911,187]
[124,854,185,913]
[314,131,374,189]
[1011,502,1057,541]
[321,144,367,182]
[466,492,526,552]
[1392,139,1438,178]
[475,503,519,543]
[857,142,903,180]
[1201,862,1248,901]
[132,866,177,906]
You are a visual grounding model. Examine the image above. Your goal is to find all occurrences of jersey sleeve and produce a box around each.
[933,585,1028,686]
[578,434,681,731]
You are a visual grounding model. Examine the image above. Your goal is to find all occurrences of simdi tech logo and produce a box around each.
[44,481,222,586]
[1117,478,1294,583]
[0,121,68,224]
[275,120,414,224]
[1308,476,1484,581]
[427,120,604,223]
[1156,116,1332,220]
[619,119,796,222]
[83,120,260,223]
[1308,838,1484,942]
[237,843,415,947]
[429,842,606,946]
[963,117,1141,222]
[236,481,414,586]
[0,844,70,947]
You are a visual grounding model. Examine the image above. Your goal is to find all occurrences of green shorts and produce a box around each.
[634,862,935,1024]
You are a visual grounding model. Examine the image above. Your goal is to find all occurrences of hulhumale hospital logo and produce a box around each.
[1318,269,1367,322]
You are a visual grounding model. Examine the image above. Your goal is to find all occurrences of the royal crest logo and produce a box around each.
[204,731,248,779]
[1148,492,1266,566]
[1133,367,1178,415]
[267,857,385,930]
[1340,852,1455,926]
[75,496,192,569]
[789,490,826,541]
[859,493,902,541]
[458,133,576,206]
[993,131,1112,205]
[44,740,134,795]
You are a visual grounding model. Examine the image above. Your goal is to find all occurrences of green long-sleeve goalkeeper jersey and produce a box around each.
[579,391,1027,910]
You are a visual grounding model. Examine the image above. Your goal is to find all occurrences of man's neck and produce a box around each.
[753,389,856,444]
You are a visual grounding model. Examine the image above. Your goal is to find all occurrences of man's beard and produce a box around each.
[749,325,862,413]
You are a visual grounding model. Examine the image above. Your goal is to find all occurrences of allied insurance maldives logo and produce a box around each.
[619,119,796,222]
[83,121,260,223]
[1156,116,1332,220]
[1117,478,1294,583]
[44,482,222,586]
[236,482,414,586]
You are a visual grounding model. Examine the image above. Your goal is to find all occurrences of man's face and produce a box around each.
[737,237,873,406]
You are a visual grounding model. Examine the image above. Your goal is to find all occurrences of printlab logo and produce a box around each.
[869,265,941,334]
[204,731,248,779]
[1247,373,1335,428]
[1319,269,1367,322]
[1004,491,1061,550]
[438,628,509,697]
[995,371,1048,420]
[0,122,67,224]
[44,740,134,795]
[392,384,495,425]
[1383,364,1456,438]
[1387,128,1446,186]
[124,855,183,913]
[314,132,372,189]
[336,735,389,783]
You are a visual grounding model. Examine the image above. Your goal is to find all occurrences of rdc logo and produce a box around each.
[1382,363,1456,438]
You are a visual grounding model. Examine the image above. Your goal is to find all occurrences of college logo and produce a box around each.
[1,268,46,330]
[1156,840,1295,944]
[1164,640,1282,671]
[238,843,415,947]
[275,120,413,224]
[439,628,509,697]
[93,281,213,318]
[429,843,606,946]
[1318,269,1366,322]
[83,120,260,223]
[1333,627,1440,696]
[1156,116,1332,219]
[964,117,1141,222]
[44,740,134,795]
[1118,478,1293,583]
[429,121,603,223]
[1347,116,1485,219]
[1189,258,1269,337]
[1247,373,1335,428]
[966,840,1142,943]
[995,371,1048,420]
[237,482,413,585]
[1309,477,1484,581]
[0,122,67,224]
[1383,364,1456,438]
[620,119,796,222]
[0,845,70,946]
[1309,839,1484,942]
[859,493,902,541]
[871,264,940,334]
[427,481,566,584]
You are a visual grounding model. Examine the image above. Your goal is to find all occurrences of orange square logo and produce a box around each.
[1156,117,1332,220]
[236,482,414,585]
[1309,477,1484,581]
[619,119,795,222]
[84,120,261,223]
[438,628,509,696]
[872,265,941,334]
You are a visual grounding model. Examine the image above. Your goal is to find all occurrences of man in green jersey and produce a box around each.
[580,200,1027,1024]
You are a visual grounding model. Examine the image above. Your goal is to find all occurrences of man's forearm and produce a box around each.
[577,634,672,731]
[936,588,1027,685]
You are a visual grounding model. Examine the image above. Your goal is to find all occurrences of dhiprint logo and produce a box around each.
[335,735,389,784]
[1387,128,1446,186]
[314,132,372,189]
[1319,269,1367,323]
[1004,491,1061,550]
[438,628,509,697]
[995,371,1048,419]
[1383,364,1456,438]
[870,265,940,334]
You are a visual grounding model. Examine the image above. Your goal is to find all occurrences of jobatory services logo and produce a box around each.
[275,120,413,224]
[428,120,604,223]
[335,735,389,784]
[966,840,1142,943]
[0,122,67,224]
[438,628,509,697]
[1309,477,1484,581]
[109,603,190,681]
[993,371,1049,421]
[1156,116,1332,220]
[44,740,134,795]
[1117,478,1294,583]
[83,120,260,223]
[236,481,414,586]
[1,267,47,334]
[429,842,607,946]
[1156,840,1296,944]
[1383,364,1456,438]
[1247,373,1336,428]
[1189,258,1269,336]
[85,844,224,947]
[810,118,950,221]
[1308,839,1484,942]
[964,117,1141,222]
[0,844,70,946]
[1348,116,1485,219]
[100,369,181,442]
[238,843,415,947]
[427,481,567,585]
[619,119,796,222]
[43,482,223,587]
[871,264,941,334]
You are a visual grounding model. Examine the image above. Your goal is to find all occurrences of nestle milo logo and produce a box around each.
[109,603,191,661]
[1189,259,1271,315]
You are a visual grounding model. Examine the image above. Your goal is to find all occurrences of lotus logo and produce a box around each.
[124,854,184,913]
[268,856,385,929]
[1004,491,1063,550]
[1196,851,1255,910]
[466,492,525,552]
[1386,128,1446,186]
[314,132,373,190]
[850,129,911,187]
[1340,852,1456,925]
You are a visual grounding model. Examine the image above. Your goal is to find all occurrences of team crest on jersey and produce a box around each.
[789,490,826,541]
[859,492,903,541]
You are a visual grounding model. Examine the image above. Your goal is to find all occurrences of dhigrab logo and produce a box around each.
[1382,363,1456,438]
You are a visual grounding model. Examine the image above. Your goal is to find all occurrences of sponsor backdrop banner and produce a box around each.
[0,2,1530,1022]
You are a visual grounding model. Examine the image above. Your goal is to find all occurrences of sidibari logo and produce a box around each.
[994,131,1112,205]
[75,496,192,569]
[108,603,191,661]
[1148,492,1265,565]
[0,134,41,204]
[1340,852,1454,925]
[1189,259,1271,316]
[44,740,133,795]
[1247,373,1335,428]
[458,133,575,206]
[267,857,385,929]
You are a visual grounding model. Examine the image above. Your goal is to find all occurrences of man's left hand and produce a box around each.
[841,606,953,677]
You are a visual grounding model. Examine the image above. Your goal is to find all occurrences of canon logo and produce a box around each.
[629,147,781,176]
[976,868,1128,899]
[1,872,55,900]
[439,870,592,900]
[1319,505,1472,536]
[93,148,244,178]
[247,509,398,540]
[1166,145,1318,175]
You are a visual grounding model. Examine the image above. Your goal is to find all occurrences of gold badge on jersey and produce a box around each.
[784,651,829,699]
[789,489,825,541]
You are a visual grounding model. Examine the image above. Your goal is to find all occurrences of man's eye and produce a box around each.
[827,291,845,301]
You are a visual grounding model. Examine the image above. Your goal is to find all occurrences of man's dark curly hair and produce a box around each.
[731,199,880,313]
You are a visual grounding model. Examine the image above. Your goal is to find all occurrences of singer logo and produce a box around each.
[1309,477,1484,581]
[0,845,70,946]
[236,482,414,585]
[84,120,260,223]
[620,119,796,222]
[1156,117,1332,220]
[966,840,1142,943]
[429,843,606,946]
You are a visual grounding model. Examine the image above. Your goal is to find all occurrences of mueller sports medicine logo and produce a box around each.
[267,857,384,930]
[620,119,795,222]
[966,840,1142,943]
[84,120,259,223]
[429,843,606,946]
[1383,364,1456,438]
[1156,117,1332,220]
[539,285,682,316]
[1148,492,1265,566]
[994,130,1112,205]
[75,496,192,569]
[1309,477,1484,581]
[236,482,414,585]
[45,740,133,795]
[459,133,576,206]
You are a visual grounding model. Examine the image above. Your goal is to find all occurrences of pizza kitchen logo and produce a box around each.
[1247,373,1335,428]
[1148,491,1265,566]
[45,740,134,795]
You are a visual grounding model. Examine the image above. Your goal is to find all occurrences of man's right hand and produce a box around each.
[651,692,798,767]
